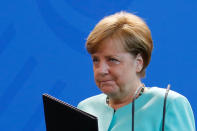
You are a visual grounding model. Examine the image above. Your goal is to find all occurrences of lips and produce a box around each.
[100,80,113,83]
[99,80,114,87]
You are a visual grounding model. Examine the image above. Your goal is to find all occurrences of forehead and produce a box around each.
[94,37,126,54]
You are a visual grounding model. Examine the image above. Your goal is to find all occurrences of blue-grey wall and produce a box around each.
[0,0,196,130]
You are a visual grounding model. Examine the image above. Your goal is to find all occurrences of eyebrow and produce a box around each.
[91,54,122,59]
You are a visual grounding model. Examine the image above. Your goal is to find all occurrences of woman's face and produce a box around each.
[91,37,143,100]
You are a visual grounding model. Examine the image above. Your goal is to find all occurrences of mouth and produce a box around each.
[99,80,114,87]
[99,79,113,83]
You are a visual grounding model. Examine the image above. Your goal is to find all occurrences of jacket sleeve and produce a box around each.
[165,95,196,131]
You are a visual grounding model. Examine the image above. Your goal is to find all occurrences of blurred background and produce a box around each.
[0,0,196,130]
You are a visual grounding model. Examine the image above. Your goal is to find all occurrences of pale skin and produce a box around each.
[91,37,144,110]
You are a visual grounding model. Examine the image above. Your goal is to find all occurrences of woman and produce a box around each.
[77,11,195,131]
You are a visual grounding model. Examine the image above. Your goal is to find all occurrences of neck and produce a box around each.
[108,82,144,110]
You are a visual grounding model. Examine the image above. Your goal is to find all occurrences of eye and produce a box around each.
[108,57,120,64]
[92,57,99,63]
[109,58,117,61]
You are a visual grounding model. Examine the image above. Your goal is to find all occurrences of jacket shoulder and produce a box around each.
[77,93,106,109]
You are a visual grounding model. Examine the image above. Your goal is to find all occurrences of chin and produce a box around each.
[100,86,118,96]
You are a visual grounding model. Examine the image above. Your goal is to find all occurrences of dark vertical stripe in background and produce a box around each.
[0,24,16,55]
[22,81,66,131]
[0,57,37,116]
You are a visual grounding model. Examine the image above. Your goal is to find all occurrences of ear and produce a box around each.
[135,54,143,73]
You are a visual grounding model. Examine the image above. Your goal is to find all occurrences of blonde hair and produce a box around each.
[86,11,153,78]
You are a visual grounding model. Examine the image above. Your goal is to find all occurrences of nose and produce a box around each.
[96,61,109,76]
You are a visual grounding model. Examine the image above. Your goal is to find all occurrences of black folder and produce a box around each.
[42,94,98,131]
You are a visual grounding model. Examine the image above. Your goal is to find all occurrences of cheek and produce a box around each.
[110,70,124,86]
[93,67,98,77]
[93,69,99,85]
[115,66,136,84]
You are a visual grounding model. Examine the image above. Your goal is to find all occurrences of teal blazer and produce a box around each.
[77,87,195,131]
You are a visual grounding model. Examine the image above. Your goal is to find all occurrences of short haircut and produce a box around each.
[86,11,153,78]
